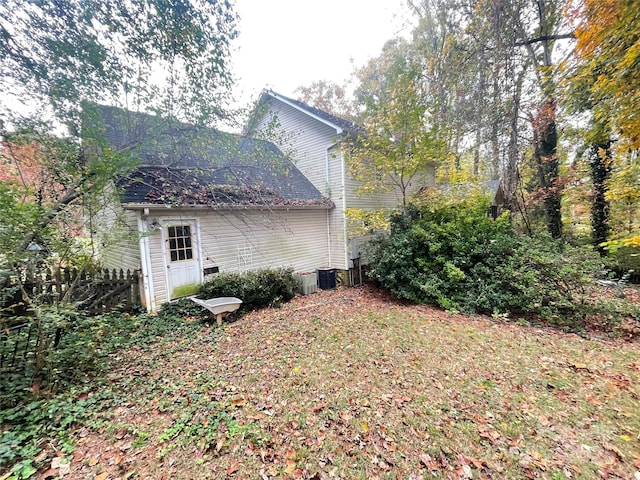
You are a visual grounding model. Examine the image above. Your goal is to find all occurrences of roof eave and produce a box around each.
[266,90,344,135]
[122,202,334,211]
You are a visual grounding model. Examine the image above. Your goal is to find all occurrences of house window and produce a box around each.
[167,225,193,262]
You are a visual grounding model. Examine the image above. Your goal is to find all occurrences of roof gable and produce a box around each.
[88,105,331,208]
[254,90,363,135]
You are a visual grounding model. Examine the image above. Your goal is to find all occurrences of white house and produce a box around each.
[248,90,436,270]
[90,105,333,312]
[92,92,436,311]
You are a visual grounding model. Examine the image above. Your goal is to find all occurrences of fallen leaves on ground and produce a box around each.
[40,285,640,479]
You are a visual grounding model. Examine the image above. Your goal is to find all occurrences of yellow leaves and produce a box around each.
[623,235,640,248]
[573,0,640,147]
[345,208,391,236]
[602,235,640,252]
[361,420,370,433]
[574,0,620,55]
[283,448,304,478]
[619,39,640,70]
[284,459,297,474]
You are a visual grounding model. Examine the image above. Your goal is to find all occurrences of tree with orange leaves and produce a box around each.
[566,0,639,253]
[572,0,640,148]
[0,141,64,206]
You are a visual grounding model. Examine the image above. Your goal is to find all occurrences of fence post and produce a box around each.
[2,266,142,319]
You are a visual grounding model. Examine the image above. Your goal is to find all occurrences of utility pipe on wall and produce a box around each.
[325,141,339,266]
[137,211,155,312]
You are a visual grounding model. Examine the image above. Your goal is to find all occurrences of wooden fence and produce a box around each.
[1,268,140,371]
[2,267,140,316]
[0,320,62,371]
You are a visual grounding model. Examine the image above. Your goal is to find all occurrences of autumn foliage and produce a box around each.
[0,141,66,205]
[573,0,640,148]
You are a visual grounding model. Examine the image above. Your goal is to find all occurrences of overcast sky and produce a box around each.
[2,1,414,131]
[229,0,414,107]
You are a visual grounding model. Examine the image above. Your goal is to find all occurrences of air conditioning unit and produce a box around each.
[293,271,317,295]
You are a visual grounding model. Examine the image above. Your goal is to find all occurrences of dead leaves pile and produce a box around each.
[36,286,640,479]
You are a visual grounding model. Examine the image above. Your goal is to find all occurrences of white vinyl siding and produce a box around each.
[198,209,330,273]
[253,95,438,271]
[255,100,349,269]
[96,202,141,271]
[343,175,402,210]
[348,232,383,266]
[344,164,437,210]
[254,100,339,196]
[141,207,330,309]
[326,146,348,269]
[344,165,436,266]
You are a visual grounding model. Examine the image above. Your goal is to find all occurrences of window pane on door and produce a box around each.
[167,224,194,263]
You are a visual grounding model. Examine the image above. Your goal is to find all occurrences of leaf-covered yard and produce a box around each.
[40,287,640,479]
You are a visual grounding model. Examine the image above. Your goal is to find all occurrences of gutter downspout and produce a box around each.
[325,141,340,266]
[340,149,349,270]
[137,213,155,312]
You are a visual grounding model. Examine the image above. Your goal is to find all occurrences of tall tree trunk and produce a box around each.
[489,66,502,181]
[473,126,481,177]
[534,99,562,238]
[514,0,569,238]
[589,140,612,253]
[503,64,525,211]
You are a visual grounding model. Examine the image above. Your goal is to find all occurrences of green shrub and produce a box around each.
[488,236,606,320]
[607,245,640,282]
[366,196,614,324]
[1,310,209,475]
[197,268,297,315]
[367,198,519,311]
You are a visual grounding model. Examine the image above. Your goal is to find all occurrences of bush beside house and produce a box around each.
[161,268,298,319]
[366,195,637,326]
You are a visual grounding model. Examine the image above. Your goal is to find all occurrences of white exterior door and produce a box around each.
[162,220,202,300]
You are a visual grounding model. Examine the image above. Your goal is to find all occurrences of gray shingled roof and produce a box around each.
[88,105,331,208]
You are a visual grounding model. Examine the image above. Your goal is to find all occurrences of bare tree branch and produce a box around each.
[515,33,575,47]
